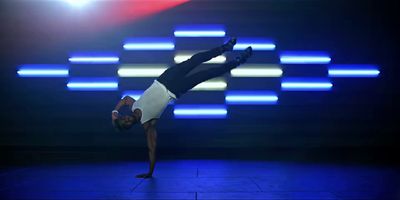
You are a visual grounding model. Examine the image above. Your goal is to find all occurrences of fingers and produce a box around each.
[136,173,152,179]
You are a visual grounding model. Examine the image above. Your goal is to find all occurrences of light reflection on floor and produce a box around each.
[1,160,399,199]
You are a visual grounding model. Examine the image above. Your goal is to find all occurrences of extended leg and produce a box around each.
[156,47,224,93]
[176,47,253,94]
[178,60,240,93]
[173,38,237,77]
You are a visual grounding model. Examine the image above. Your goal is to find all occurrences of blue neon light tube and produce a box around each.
[17,64,69,77]
[174,105,227,118]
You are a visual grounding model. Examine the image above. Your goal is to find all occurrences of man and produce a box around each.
[111,38,252,178]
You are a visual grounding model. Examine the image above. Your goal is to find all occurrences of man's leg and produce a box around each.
[177,47,253,93]
[157,38,237,97]
[172,38,237,77]
[178,60,239,92]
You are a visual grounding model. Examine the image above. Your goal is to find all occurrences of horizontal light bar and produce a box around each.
[174,25,225,37]
[281,78,332,91]
[123,43,174,50]
[17,65,69,77]
[226,91,278,105]
[175,31,226,37]
[191,79,227,91]
[280,51,331,64]
[329,70,380,77]
[118,65,167,77]
[282,82,332,89]
[174,105,227,118]
[18,70,69,77]
[235,43,276,50]
[123,38,175,50]
[69,55,119,64]
[230,64,282,77]
[67,78,118,91]
[174,54,226,64]
[233,38,276,50]
[328,65,380,77]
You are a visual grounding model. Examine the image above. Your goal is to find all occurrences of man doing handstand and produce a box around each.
[111,38,252,178]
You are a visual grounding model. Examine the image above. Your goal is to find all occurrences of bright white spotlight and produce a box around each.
[65,0,91,7]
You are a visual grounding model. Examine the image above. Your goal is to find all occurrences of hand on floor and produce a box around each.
[136,173,153,179]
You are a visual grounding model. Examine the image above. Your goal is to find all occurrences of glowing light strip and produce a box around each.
[226,91,278,104]
[17,65,69,77]
[281,79,333,91]
[328,65,380,77]
[230,65,282,77]
[118,65,167,77]
[123,43,175,50]
[174,31,225,37]
[280,56,331,64]
[191,80,227,91]
[174,54,226,64]
[174,105,227,118]
[329,70,380,77]
[280,52,331,64]
[282,82,332,88]
[69,56,119,64]
[17,69,68,77]
[234,43,276,50]
[233,38,276,50]
[67,79,118,91]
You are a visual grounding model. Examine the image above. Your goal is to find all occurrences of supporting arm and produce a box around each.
[136,119,157,178]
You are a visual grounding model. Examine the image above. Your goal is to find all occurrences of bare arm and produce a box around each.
[114,96,135,111]
[112,96,135,121]
[136,119,157,178]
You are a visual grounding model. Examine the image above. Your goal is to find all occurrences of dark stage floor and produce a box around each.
[1,160,399,200]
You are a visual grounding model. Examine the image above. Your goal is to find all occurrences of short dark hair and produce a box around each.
[113,117,136,131]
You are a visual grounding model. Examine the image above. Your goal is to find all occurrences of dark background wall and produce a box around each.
[0,0,399,162]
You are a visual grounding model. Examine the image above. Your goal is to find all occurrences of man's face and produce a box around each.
[117,115,137,130]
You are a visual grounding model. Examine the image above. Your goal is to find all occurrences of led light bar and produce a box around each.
[280,51,331,64]
[328,64,380,77]
[230,64,282,77]
[69,54,119,64]
[67,78,118,91]
[281,78,333,91]
[174,53,226,64]
[225,91,278,105]
[123,38,175,50]
[233,38,276,50]
[118,64,168,77]
[174,105,227,118]
[17,65,69,77]
[174,25,226,37]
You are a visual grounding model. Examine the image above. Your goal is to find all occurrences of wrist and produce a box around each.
[112,110,119,114]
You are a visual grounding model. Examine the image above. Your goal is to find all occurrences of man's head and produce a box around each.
[113,114,139,131]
